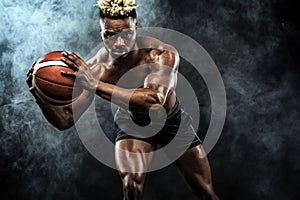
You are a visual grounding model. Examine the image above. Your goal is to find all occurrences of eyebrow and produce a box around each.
[103,28,132,34]
[104,31,116,35]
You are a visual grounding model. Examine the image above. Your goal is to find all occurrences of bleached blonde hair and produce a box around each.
[97,0,137,18]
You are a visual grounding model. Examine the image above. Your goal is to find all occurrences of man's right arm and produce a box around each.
[33,90,94,131]
[26,62,94,131]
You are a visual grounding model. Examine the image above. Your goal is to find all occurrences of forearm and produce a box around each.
[35,90,94,130]
[71,90,95,121]
[34,93,74,130]
[96,81,164,112]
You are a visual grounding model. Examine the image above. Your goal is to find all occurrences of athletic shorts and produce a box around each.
[114,99,202,150]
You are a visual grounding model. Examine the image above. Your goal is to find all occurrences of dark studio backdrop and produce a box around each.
[0,0,299,199]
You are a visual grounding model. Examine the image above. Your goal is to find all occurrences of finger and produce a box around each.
[61,57,78,71]
[61,70,76,78]
[62,51,79,63]
[26,67,34,76]
[65,51,81,60]
[26,74,33,86]
[29,86,36,94]
[63,51,87,68]
[69,52,84,62]
[31,60,37,67]
[26,61,37,76]
[61,52,84,69]
[29,86,39,99]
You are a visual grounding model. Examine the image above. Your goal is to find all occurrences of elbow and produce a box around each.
[129,89,166,112]
[55,116,75,131]
[45,114,74,131]
[55,122,74,131]
[144,92,165,110]
[142,92,168,120]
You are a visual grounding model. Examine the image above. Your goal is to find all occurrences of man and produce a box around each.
[27,0,219,199]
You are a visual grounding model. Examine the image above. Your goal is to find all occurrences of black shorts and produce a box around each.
[114,99,202,150]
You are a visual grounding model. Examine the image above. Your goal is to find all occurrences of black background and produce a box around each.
[0,0,299,199]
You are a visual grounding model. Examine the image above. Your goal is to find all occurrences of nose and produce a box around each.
[115,36,125,46]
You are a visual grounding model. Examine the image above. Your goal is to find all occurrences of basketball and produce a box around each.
[32,51,83,104]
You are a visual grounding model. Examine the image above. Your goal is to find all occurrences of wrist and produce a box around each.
[95,81,103,91]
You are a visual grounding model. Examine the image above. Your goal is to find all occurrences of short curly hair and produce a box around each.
[97,0,137,19]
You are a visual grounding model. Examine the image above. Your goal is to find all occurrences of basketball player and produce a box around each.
[26,0,219,199]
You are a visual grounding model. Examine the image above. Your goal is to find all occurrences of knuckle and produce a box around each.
[29,87,35,92]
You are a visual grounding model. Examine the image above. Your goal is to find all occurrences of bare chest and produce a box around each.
[98,60,151,88]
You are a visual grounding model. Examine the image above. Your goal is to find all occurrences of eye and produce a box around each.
[123,31,133,39]
[125,33,132,38]
[103,32,115,39]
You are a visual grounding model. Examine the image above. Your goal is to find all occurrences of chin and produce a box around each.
[112,51,130,59]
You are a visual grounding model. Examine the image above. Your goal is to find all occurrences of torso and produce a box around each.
[98,49,151,88]
[88,36,177,113]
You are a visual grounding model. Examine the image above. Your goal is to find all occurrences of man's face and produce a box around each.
[100,17,137,59]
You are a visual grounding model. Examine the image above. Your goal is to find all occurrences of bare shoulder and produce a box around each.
[137,36,179,70]
[86,47,108,73]
[137,36,178,54]
[86,47,108,66]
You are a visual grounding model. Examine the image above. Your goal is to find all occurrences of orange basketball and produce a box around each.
[32,51,83,104]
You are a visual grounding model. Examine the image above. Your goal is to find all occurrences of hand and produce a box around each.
[60,51,98,90]
[26,60,37,96]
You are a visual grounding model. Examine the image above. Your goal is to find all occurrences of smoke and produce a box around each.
[0,0,130,199]
[136,0,173,27]
[0,0,99,199]
[175,1,300,199]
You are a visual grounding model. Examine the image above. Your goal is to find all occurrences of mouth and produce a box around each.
[112,49,128,57]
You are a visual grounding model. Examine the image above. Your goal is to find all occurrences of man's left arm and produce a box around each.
[61,47,179,113]
[96,48,179,112]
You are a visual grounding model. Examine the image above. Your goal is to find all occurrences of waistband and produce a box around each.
[115,98,181,119]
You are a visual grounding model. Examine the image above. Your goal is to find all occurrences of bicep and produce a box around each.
[143,50,179,104]
[144,67,177,91]
[144,49,179,91]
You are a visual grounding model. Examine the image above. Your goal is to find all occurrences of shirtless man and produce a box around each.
[26,0,219,199]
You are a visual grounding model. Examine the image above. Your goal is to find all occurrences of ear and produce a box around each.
[98,25,102,36]
[99,18,104,30]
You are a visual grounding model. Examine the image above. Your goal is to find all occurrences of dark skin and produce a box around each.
[27,17,219,200]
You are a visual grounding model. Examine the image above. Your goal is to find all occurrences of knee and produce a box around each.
[121,173,145,198]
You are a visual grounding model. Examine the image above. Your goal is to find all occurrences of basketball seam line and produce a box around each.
[35,74,77,87]
[32,76,74,104]
[33,60,69,75]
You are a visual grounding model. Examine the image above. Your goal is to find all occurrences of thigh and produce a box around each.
[115,138,154,174]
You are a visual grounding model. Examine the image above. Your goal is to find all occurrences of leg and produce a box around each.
[115,139,154,200]
[174,144,219,200]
